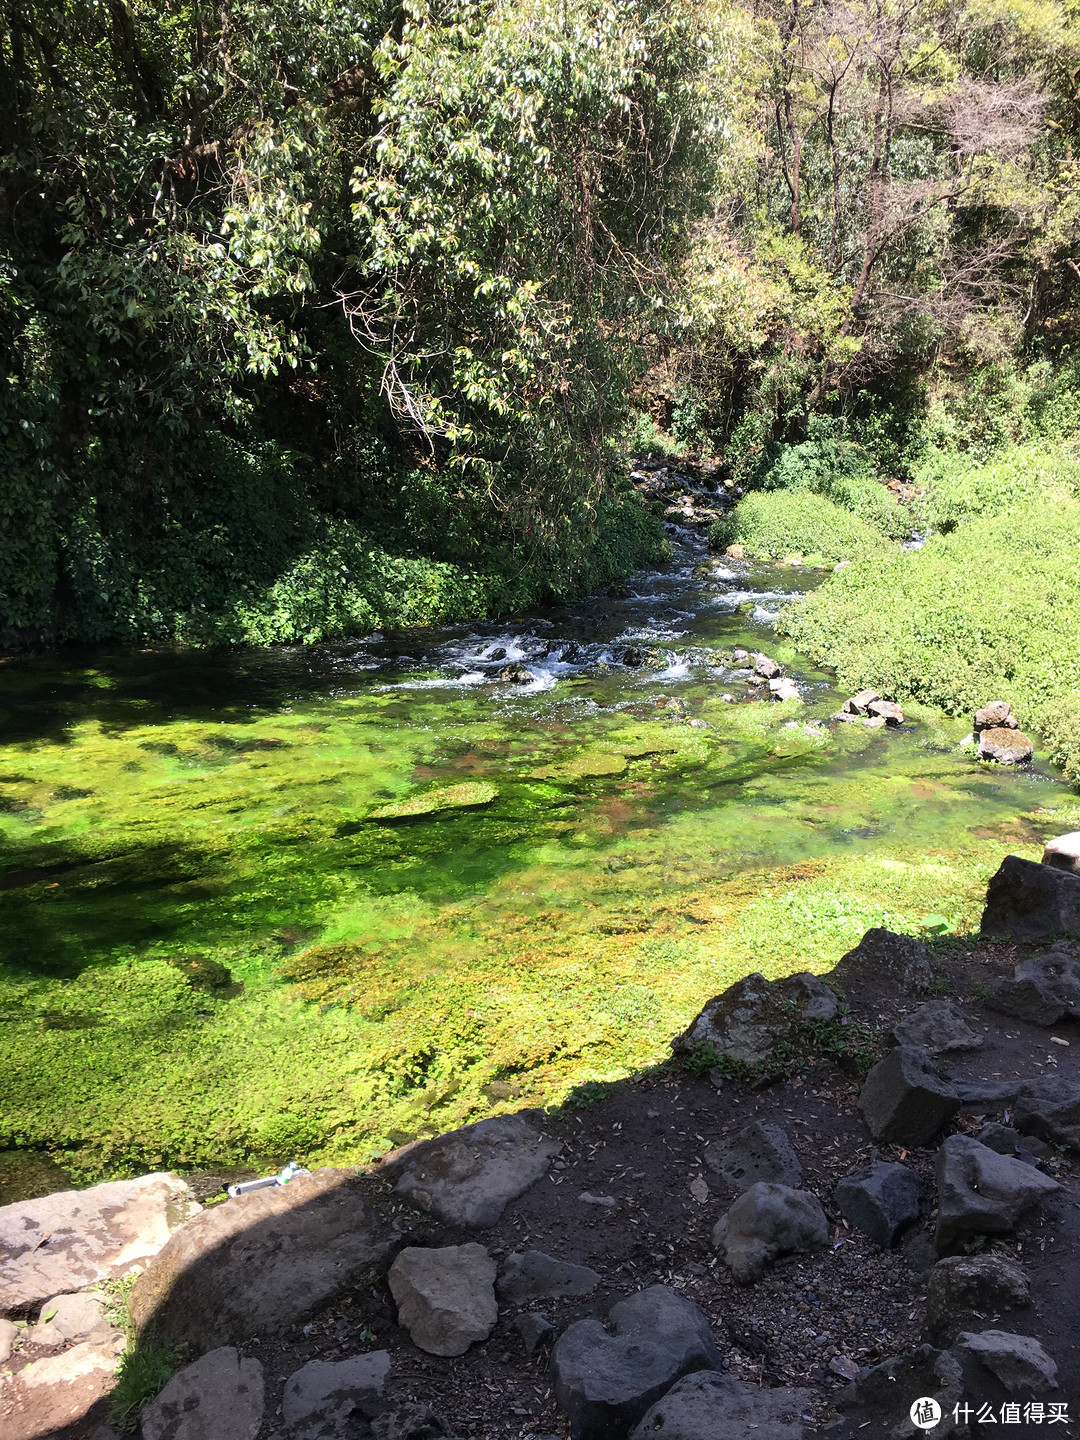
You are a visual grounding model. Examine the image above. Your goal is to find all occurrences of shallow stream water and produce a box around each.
[0,527,1071,1197]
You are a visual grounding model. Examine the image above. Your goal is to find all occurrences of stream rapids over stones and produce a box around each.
[3,465,1080,1437]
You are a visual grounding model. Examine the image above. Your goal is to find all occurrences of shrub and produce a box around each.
[781,497,1080,779]
[913,443,1080,534]
[709,490,893,563]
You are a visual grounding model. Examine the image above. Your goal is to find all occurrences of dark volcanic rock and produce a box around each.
[954,1330,1059,1395]
[497,1250,601,1305]
[934,1135,1059,1254]
[551,1285,722,1440]
[987,941,1080,1025]
[982,855,1080,942]
[1012,1075,1080,1150]
[924,1254,1031,1347]
[835,1345,966,1438]
[857,1046,960,1147]
[712,1182,828,1283]
[672,972,837,1066]
[628,1371,812,1439]
[834,1159,922,1248]
[891,1000,983,1054]
[704,1121,802,1192]
[831,927,935,994]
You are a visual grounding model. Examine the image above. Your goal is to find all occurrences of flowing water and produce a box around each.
[0,527,1072,1197]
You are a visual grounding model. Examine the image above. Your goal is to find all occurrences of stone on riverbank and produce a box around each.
[924,1254,1031,1347]
[978,727,1033,764]
[388,1245,497,1357]
[1042,831,1080,874]
[1012,1075,1080,1150]
[831,927,935,994]
[628,1371,812,1439]
[141,1346,264,1440]
[857,1045,960,1147]
[974,701,1018,732]
[712,1182,828,1283]
[672,972,837,1067]
[704,1121,802,1192]
[834,1159,922,1248]
[987,942,1080,1025]
[934,1135,1059,1254]
[497,1250,601,1305]
[843,689,881,715]
[892,1000,983,1053]
[982,855,1080,941]
[954,1330,1058,1394]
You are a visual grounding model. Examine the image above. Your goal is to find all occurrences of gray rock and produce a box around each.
[672,971,837,1066]
[388,1244,497,1357]
[836,1345,966,1438]
[42,1290,109,1341]
[712,1182,828,1283]
[831,928,935,993]
[628,1370,812,1439]
[26,1319,65,1347]
[370,1403,454,1439]
[0,1172,200,1312]
[1013,1074,1080,1149]
[282,1353,391,1428]
[954,1330,1058,1394]
[141,1347,264,1440]
[769,678,800,702]
[497,1250,601,1305]
[978,728,1033,764]
[579,1192,617,1208]
[987,941,1080,1025]
[892,1001,984,1054]
[130,1168,397,1351]
[982,854,1080,941]
[975,701,1017,732]
[834,1159,922,1248]
[1042,831,1080,875]
[515,1311,554,1356]
[380,1116,561,1228]
[975,1123,1053,1161]
[924,1254,1031,1347]
[551,1285,723,1439]
[858,1045,960,1147]
[950,1078,1022,1106]
[755,654,783,679]
[0,1316,16,1361]
[934,1135,1059,1254]
[705,1121,802,1191]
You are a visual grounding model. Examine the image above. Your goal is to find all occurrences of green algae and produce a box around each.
[366,781,500,820]
[0,643,1069,1188]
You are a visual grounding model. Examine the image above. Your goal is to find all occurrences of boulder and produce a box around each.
[924,1254,1031,1348]
[831,928,935,994]
[755,654,783,679]
[129,1168,397,1351]
[496,1250,601,1305]
[4,1333,125,1440]
[978,728,1033,764]
[141,1347,264,1440]
[388,1244,497,1357]
[769,678,800,702]
[954,1330,1058,1394]
[974,701,1017,732]
[712,1182,828,1283]
[1012,1074,1080,1149]
[380,1115,561,1228]
[515,1311,555,1356]
[982,854,1080,941]
[868,700,905,726]
[835,1345,966,1439]
[628,1371,812,1439]
[857,1045,961,1147]
[934,1135,1059,1254]
[975,1124,1053,1161]
[834,1159,922,1248]
[672,972,837,1066]
[891,1000,983,1054]
[0,1172,200,1312]
[704,1121,802,1192]
[1042,831,1080,875]
[41,1290,110,1341]
[843,689,881,715]
[987,941,1080,1025]
[281,1352,391,1432]
[551,1285,723,1440]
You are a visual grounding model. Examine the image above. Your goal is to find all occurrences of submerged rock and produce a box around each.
[367,781,499,821]
[982,855,1080,941]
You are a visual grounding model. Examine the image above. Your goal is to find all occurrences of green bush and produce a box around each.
[709,490,893,563]
[913,443,1080,534]
[781,497,1080,779]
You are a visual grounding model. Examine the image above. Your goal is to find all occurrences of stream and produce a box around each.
[0,523,1071,1199]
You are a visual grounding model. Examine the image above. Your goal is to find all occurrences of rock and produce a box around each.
[978,727,1033,763]
[704,1121,802,1192]
[370,1402,455,1439]
[769,678,800,702]
[496,1250,601,1304]
[974,700,1017,731]
[623,648,645,666]
[142,1347,264,1440]
[282,1352,391,1430]
[388,1244,497,1357]
[934,1135,1059,1254]
[0,1315,16,1361]
[857,1045,961,1147]
[954,1330,1058,1394]
[628,1371,812,1439]
[835,1345,966,1438]
[6,1334,126,1440]
[712,1181,828,1283]
[754,654,783,679]
[868,700,905,725]
[515,1311,555,1356]
[725,544,745,559]
[892,1000,984,1054]
[986,941,1080,1024]
[551,1285,722,1439]
[831,927,935,994]
[0,1172,200,1312]
[843,689,881,715]
[975,1123,1053,1161]
[380,1115,561,1228]
[129,1168,397,1350]
[830,1354,860,1382]
[497,662,530,683]
[982,855,1080,940]
[834,1159,922,1248]
[1042,831,1080,874]
[924,1254,1031,1347]
[42,1289,109,1341]
[863,715,887,729]
[579,1191,617,1208]
[672,971,837,1066]
[26,1319,65,1347]
[1012,1074,1080,1149]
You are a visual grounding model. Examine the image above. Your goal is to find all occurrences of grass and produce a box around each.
[709,490,894,564]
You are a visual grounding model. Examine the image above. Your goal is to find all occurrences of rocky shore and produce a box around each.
[3,852,1080,1440]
